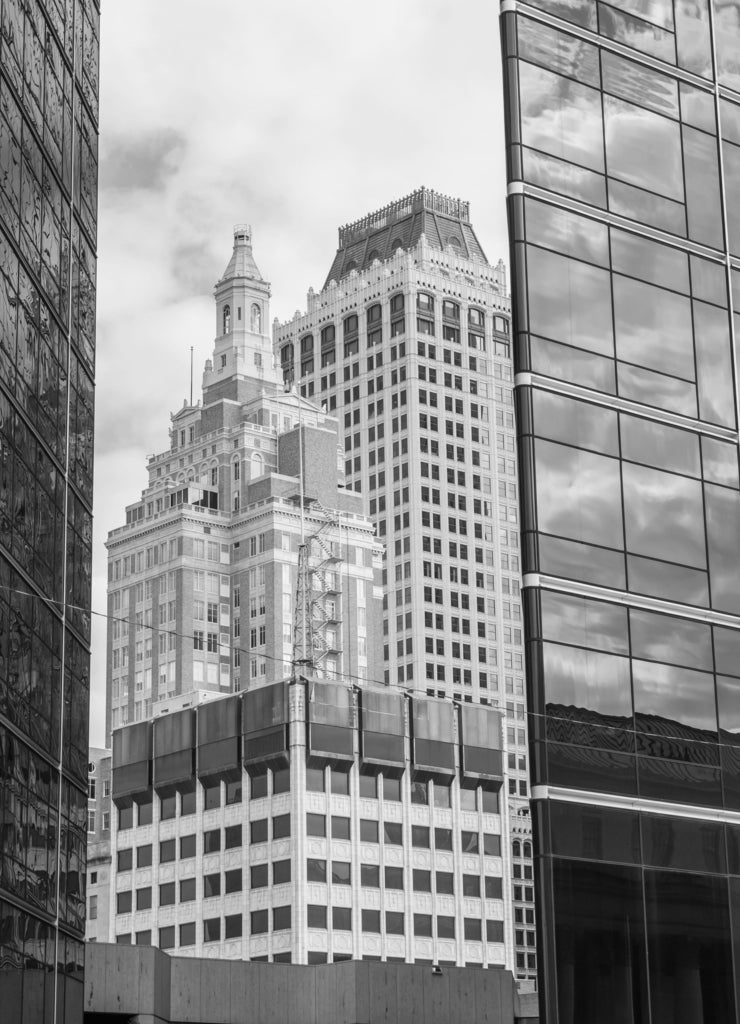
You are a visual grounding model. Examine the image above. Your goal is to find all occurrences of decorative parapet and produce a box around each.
[338,187,470,247]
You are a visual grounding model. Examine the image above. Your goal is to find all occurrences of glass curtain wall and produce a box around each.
[0,0,99,1021]
[500,1,740,1021]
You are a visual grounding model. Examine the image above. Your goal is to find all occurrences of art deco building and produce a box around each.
[0,1,99,1020]
[106,681,510,969]
[501,1,740,1022]
[274,190,536,981]
[105,227,383,737]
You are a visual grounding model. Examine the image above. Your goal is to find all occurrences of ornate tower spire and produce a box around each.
[204,225,280,395]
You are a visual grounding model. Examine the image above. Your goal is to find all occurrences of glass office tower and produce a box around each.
[500,2,740,1022]
[0,1,99,1021]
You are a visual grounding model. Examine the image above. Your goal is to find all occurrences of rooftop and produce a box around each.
[323,187,488,287]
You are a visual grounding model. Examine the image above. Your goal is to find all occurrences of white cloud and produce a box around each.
[89,0,509,745]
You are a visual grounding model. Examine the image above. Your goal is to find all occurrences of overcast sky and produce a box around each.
[89,0,509,746]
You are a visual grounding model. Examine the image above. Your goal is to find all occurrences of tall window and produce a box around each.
[223,304,231,334]
[251,303,261,332]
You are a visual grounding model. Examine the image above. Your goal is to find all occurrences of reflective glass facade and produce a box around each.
[0,0,98,1020]
[501,1,740,1021]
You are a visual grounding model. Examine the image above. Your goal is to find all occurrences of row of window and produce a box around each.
[305,907,505,942]
[119,813,501,867]
[118,768,502,833]
[118,908,505,949]
[306,862,503,896]
[116,860,504,915]
[282,299,502,362]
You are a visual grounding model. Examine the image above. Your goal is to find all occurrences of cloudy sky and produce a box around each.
[90,0,509,745]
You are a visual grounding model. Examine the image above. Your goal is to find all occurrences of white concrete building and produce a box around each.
[106,682,512,970]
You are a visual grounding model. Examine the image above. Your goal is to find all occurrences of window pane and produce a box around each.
[619,415,700,479]
[604,95,683,201]
[610,226,688,292]
[622,462,705,568]
[613,276,694,381]
[519,62,604,171]
[306,859,326,883]
[645,870,734,1024]
[683,125,724,249]
[524,197,609,267]
[527,247,613,356]
[629,608,712,671]
[552,860,648,1024]
[706,484,740,615]
[632,660,717,735]
[533,390,618,456]
[360,818,378,842]
[535,439,623,549]
[361,864,379,887]
[540,591,629,655]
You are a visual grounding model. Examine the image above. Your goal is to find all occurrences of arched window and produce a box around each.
[251,303,261,332]
[523,841,532,858]
[252,452,264,478]
[223,304,231,334]
[513,840,521,858]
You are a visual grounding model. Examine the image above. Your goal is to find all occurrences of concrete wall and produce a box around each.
[85,943,535,1024]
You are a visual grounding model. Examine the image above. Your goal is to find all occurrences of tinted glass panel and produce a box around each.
[604,95,683,202]
[706,484,740,615]
[536,439,623,549]
[641,815,725,873]
[610,226,688,293]
[629,608,712,671]
[717,675,740,740]
[632,660,717,735]
[645,870,734,1024]
[543,642,631,718]
[527,247,613,355]
[519,62,605,172]
[524,197,609,265]
[613,276,694,380]
[552,860,648,1024]
[620,415,700,478]
[702,438,740,490]
[684,126,724,249]
[540,591,629,654]
[530,336,616,394]
[549,802,641,863]
[533,389,618,455]
[518,17,600,87]
[694,301,735,428]
[539,534,626,590]
[601,49,678,118]
[622,462,705,568]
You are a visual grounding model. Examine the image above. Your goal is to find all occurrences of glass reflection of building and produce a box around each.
[0,1,99,1022]
[500,1,740,1022]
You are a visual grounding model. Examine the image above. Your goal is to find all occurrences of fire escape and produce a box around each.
[292,498,343,679]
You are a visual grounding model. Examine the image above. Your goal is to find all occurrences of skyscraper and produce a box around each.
[0,0,99,1020]
[275,190,538,981]
[501,1,740,1021]
[105,227,383,738]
